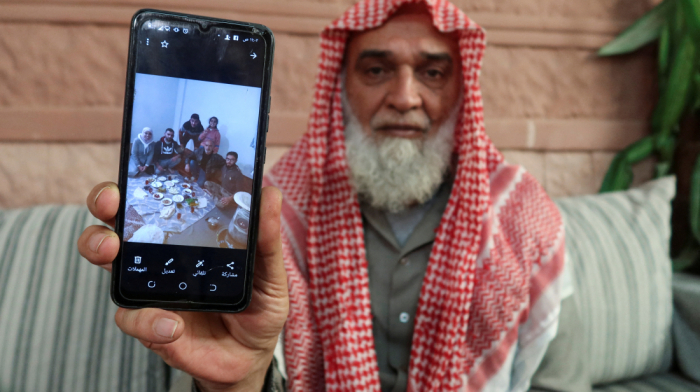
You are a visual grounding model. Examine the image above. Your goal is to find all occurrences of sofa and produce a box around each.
[0,176,699,391]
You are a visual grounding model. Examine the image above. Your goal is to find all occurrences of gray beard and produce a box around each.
[343,101,459,213]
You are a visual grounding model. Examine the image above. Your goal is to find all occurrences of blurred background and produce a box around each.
[0,0,661,208]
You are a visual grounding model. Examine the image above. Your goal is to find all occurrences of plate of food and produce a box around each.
[152,181,163,188]
[172,195,184,203]
[181,183,191,189]
[158,176,167,182]
[183,188,193,195]
[162,198,173,206]
[153,192,164,200]
[168,187,180,194]
[234,192,251,211]
[172,179,180,184]
[164,180,174,188]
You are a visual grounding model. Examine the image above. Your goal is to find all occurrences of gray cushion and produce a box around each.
[0,205,171,391]
[555,177,675,385]
[673,273,700,384]
[592,373,700,392]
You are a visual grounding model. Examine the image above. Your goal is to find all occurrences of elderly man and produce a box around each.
[78,1,588,391]
[185,139,225,187]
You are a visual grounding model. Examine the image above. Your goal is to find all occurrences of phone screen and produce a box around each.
[115,14,270,308]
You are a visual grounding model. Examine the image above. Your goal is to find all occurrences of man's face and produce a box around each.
[202,141,214,154]
[164,130,174,142]
[190,118,200,128]
[226,155,237,167]
[343,10,462,141]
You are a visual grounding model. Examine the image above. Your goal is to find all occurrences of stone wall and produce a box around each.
[0,0,659,208]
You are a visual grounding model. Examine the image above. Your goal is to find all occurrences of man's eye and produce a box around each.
[367,67,384,76]
[425,69,443,78]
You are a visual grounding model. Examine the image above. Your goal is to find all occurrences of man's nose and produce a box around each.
[386,68,422,113]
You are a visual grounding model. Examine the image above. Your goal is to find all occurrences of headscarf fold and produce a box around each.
[264,1,565,390]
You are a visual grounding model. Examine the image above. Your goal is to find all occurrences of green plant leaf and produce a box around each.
[598,0,673,56]
[690,154,700,243]
[658,22,671,83]
[681,0,700,43]
[599,136,655,193]
[652,36,696,137]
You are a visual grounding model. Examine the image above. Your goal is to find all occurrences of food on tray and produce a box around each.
[162,198,173,206]
[160,205,176,219]
[131,224,164,244]
[153,192,164,200]
[181,183,191,189]
[183,188,193,195]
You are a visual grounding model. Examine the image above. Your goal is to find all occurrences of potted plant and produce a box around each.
[598,0,700,271]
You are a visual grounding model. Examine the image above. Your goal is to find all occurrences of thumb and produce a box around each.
[252,186,287,300]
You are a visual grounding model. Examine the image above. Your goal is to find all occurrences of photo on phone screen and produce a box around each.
[112,10,273,311]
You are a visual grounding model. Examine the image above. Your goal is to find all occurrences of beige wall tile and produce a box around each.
[544,152,596,197]
[501,150,546,186]
[481,47,656,120]
[263,146,291,174]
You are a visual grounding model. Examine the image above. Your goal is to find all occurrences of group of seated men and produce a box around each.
[128,114,247,209]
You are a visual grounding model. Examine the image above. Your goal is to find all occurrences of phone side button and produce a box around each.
[266,114,270,133]
[268,96,271,113]
[263,147,267,164]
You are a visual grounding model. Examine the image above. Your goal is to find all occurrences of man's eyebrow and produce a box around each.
[358,50,392,60]
[421,52,452,62]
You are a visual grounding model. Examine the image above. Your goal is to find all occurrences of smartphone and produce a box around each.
[111,9,274,312]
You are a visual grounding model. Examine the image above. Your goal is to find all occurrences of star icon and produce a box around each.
[161,40,168,48]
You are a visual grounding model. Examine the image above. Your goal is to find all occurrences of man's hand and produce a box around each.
[78,182,289,392]
[220,196,233,207]
[156,164,164,172]
[138,165,146,172]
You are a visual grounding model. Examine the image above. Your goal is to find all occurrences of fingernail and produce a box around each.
[93,186,111,205]
[89,233,114,253]
[154,318,178,338]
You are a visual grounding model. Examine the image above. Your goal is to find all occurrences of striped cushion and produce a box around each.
[555,177,675,385]
[592,373,700,392]
[0,205,171,391]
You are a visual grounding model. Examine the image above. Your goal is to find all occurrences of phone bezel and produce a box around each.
[111,9,274,313]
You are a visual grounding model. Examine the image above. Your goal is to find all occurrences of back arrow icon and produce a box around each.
[250,52,257,59]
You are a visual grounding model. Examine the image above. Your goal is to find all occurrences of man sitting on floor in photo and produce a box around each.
[205,151,246,209]
[127,127,155,177]
[179,113,204,150]
[185,139,224,187]
[154,128,181,175]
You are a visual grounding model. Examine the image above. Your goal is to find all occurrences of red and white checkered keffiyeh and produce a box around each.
[263,0,566,390]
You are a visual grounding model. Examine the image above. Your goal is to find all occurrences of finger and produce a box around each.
[87,182,120,227]
[115,307,185,344]
[253,186,287,299]
[78,225,120,272]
